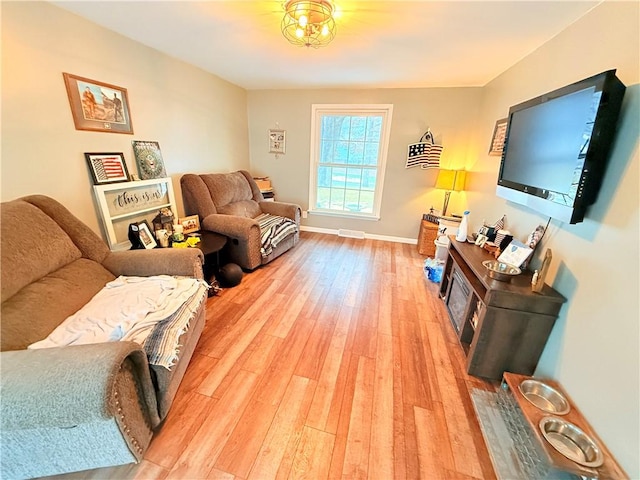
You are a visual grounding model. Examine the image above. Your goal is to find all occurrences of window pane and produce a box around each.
[359,190,375,213]
[320,141,334,164]
[331,167,347,188]
[366,116,382,141]
[330,188,345,210]
[350,117,367,141]
[335,141,349,163]
[338,117,351,140]
[344,189,362,211]
[364,142,379,166]
[362,169,377,190]
[348,141,364,165]
[317,187,331,208]
[318,166,331,187]
[346,167,363,189]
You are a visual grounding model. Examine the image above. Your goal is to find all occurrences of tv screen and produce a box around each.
[496,70,626,224]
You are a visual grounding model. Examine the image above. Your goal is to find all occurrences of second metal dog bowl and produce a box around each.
[539,416,604,467]
[519,379,570,415]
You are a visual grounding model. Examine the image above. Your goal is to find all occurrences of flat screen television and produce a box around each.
[496,69,626,224]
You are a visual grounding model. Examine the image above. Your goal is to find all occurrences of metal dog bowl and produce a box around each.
[482,260,521,282]
[539,416,604,468]
[519,379,570,415]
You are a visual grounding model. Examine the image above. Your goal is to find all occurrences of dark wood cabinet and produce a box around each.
[439,238,566,380]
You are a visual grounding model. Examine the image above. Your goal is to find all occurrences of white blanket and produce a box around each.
[29,275,206,350]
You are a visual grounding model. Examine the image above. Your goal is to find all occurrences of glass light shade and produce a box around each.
[282,0,336,48]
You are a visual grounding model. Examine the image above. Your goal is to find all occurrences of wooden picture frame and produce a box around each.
[137,220,157,249]
[84,152,130,185]
[488,118,508,156]
[63,73,133,134]
[179,215,200,234]
[269,129,286,154]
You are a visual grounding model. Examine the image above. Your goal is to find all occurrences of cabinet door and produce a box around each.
[467,306,557,380]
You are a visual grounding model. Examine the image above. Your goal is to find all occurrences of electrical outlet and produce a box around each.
[302,210,308,219]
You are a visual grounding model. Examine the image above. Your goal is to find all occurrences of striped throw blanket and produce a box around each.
[256,213,298,258]
[29,276,208,370]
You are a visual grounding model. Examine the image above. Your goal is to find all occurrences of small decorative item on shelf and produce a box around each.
[152,207,174,235]
[172,224,185,243]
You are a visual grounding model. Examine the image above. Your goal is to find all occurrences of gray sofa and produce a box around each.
[0,195,206,479]
[181,170,301,270]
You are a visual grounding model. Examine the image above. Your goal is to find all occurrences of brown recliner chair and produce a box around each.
[180,170,301,271]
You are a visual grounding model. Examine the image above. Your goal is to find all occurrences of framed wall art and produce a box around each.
[488,118,508,156]
[63,73,133,134]
[132,140,167,179]
[84,152,130,185]
[269,129,286,155]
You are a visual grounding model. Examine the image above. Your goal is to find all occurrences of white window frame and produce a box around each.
[308,104,393,220]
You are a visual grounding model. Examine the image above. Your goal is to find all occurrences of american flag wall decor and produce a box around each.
[406,129,444,169]
[84,152,130,185]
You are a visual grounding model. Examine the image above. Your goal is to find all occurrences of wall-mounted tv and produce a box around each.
[496,69,626,224]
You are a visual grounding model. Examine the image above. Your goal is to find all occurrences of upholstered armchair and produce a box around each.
[181,170,301,271]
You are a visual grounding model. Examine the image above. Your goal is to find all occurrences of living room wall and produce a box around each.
[1,1,250,234]
[472,2,639,476]
[247,88,483,240]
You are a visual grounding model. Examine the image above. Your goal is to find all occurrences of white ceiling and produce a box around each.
[51,1,601,90]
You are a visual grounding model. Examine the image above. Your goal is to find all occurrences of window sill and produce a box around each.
[308,210,380,221]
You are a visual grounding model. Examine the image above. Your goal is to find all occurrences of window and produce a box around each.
[309,104,393,219]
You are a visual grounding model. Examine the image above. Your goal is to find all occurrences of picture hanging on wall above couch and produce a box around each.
[63,73,133,134]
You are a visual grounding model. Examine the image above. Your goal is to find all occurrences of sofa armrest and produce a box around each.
[102,248,204,279]
[0,342,160,430]
[201,213,260,240]
[259,201,301,222]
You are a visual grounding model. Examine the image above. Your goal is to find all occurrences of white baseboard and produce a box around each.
[300,225,417,245]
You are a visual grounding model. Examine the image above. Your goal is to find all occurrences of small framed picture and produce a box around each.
[84,152,130,185]
[269,129,286,154]
[63,73,133,134]
[489,118,508,156]
[179,215,200,234]
[137,220,157,249]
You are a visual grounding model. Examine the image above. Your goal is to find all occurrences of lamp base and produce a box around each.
[441,191,452,217]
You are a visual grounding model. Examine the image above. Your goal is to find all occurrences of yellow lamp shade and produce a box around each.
[436,170,466,191]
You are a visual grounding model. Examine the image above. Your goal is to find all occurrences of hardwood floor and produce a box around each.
[48,232,498,480]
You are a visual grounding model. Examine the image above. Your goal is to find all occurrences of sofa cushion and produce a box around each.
[1,259,116,351]
[1,200,82,303]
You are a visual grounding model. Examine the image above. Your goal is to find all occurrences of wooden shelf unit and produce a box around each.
[439,238,566,380]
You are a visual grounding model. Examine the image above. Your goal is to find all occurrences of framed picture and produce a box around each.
[269,129,286,154]
[93,178,177,250]
[179,215,200,234]
[137,220,157,249]
[84,152,130,185]
[132,140,167,179]
[63,73,133,134]
[488,118,508,156]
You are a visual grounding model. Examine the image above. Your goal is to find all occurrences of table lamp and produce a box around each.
[435,169,466,217]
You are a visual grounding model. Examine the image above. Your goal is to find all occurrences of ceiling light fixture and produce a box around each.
[281,0,336,48]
